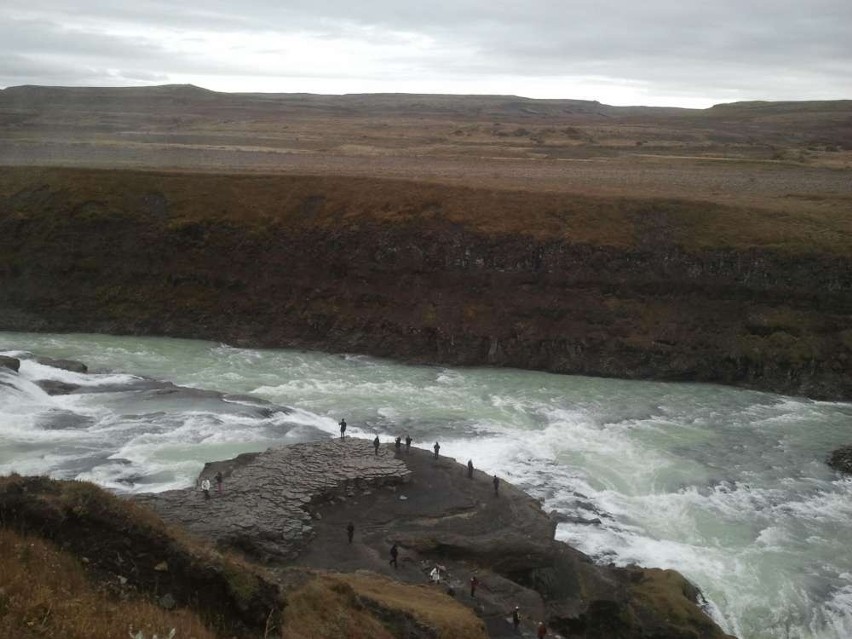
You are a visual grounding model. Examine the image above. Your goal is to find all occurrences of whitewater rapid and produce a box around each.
[1,332,850,639]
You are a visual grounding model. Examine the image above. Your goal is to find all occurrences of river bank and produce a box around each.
[1,166,850,400]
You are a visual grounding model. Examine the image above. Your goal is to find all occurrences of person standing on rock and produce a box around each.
[512,606,520,631]
[467,459,474,479]
[433,441,440,459]
[201,477,211,500]
[389,543,399,568]
[405,435,412,452]
[339,418,347,439]
[493,474,500,496]
[373,435,380,455]
[469,574,479,597]
[346,521,354,544]
[214,471,223,495]
[394,436,402,452]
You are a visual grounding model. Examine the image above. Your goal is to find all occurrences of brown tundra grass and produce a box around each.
[0,528,217,639]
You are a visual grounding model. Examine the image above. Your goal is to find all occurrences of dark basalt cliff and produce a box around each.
[0,166,850,399]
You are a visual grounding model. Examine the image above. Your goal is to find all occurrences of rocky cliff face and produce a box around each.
[0,167,849,399]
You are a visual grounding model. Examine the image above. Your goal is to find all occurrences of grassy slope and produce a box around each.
[1,165,850,256]
[0,475,259,638]
[279,574,487,639]
[0,475,486,639]
[0,529,217,639]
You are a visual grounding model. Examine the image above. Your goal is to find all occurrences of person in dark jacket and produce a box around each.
[493,474,500,496]
[373,436,380,455]
[467,459,474,479]
[405,435,412,452]
[512,606,520,630]
[469,575,479,597]
[339,418,347,439]
[433,441,440,459]
[394,436,402,452]
[389,543,399,568]
[346,521,354,544]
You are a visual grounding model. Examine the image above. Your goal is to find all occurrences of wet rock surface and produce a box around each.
[138,439,734,638]
[34,356,88,373]
[828,445,852,474]
[137,438,412,561]
[35,379,81,395]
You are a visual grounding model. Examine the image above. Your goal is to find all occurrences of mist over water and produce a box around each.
[1,332,851,639]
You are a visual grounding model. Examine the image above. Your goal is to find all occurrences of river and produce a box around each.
[1,331,850,639]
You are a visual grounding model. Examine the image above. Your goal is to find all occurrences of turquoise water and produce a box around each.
[1,331,851,639]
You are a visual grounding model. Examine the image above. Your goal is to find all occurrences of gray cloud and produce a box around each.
[2,0,851,105]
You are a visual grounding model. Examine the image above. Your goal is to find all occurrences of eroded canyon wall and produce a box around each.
[0,167,849,399]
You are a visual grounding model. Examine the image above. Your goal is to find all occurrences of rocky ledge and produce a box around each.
[137,439,411,561]
[139,439,735,639]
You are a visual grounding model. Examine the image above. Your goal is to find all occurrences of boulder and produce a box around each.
[35,357,88,373]
[0,356,20,372]
[35,380,80,395]
[827,445,852,474]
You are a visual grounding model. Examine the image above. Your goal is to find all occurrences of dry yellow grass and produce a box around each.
[0,475,283,639]
[338,573,488,639]
[629,568,732,639]
[278,573,487,639]
[0,528,217,639]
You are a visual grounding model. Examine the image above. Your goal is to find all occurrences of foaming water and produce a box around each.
[1,332,851,639]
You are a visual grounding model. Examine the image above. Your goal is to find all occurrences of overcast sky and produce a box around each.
[2,0,851,107]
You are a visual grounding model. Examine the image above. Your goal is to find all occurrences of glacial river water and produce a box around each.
[1,332,850,639]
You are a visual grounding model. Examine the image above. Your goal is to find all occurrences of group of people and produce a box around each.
[341,418,416,455]
[468,458,501,495]
[340,419,505,497]
[200,471,224,499]
[338,419,546,633]
[420,562,547,636]
[195,417,547,634]
[512,606,548,637]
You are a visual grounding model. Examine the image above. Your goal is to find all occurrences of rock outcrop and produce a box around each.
[34,356,88,373]
[139,439,734,639]
[137,439,411,561]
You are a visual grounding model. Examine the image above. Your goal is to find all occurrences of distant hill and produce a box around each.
[0,83,849,192]
[3,83,849,117]
[0,83,682,118]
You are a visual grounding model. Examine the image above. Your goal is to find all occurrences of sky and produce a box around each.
[2,0,851,108]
